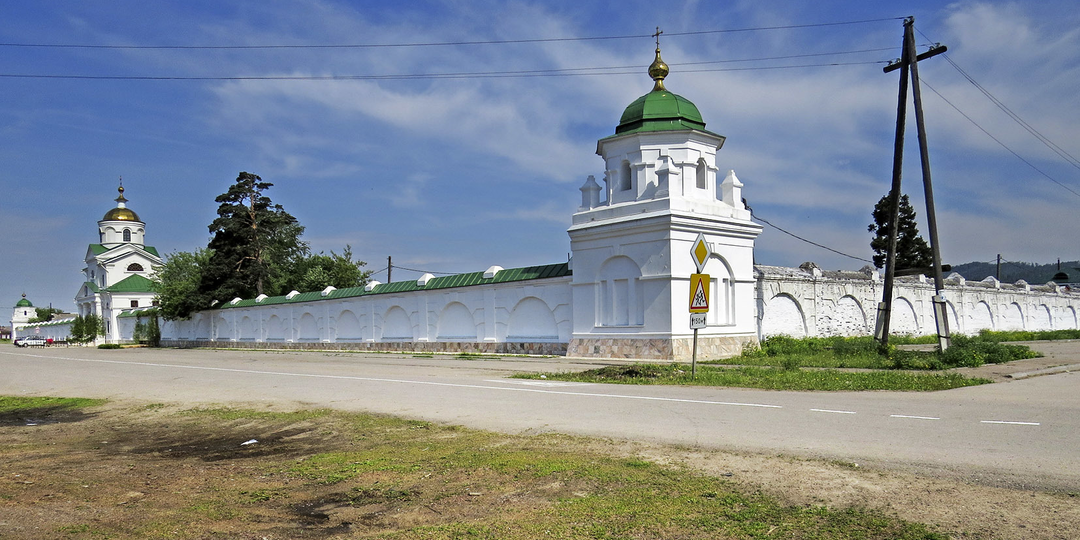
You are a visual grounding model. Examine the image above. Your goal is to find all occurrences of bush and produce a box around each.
[938,334,1039,367]
[97,343,122,349]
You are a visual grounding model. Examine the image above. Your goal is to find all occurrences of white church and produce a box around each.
[15,48,1080,357]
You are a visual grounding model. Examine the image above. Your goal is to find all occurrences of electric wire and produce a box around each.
[915,26,1080,172]
[751,211,874,264]
[921,79,1080,200]
[0,18,905,50]
[0,60,887,82]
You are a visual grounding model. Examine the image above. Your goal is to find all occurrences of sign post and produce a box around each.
[689,273,710,380]
[689,233,712,380]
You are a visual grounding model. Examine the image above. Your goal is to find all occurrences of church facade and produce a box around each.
[16,48,1080,356]
[74,184,163,342]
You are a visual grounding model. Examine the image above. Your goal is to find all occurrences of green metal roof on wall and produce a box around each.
[216,262,571,310]
[106,274,157,293]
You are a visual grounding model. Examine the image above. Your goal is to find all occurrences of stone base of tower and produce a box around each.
[567,334,757,361]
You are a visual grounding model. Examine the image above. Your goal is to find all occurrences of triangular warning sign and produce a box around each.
[690,277,709,311]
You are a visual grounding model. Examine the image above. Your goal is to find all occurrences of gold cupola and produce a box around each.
[101,183,142,222]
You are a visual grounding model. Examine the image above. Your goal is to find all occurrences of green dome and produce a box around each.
[615,89,707,135]
[15,296,32,308]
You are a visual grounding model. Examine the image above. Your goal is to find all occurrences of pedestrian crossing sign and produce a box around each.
[689,273,710,313]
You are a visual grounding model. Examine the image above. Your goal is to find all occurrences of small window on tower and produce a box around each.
[123,229,131,242]
[696,158,707,189]
[620,161,632,191]
[131,300,139,308]
[127,263,144,272]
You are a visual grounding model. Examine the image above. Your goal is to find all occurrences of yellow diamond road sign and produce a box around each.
[691,233,710,273]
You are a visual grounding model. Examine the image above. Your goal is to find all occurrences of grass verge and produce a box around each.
[714,334,1039,370]
[0,396,106,414]
[513,364,989,391]
[0,401,950,539]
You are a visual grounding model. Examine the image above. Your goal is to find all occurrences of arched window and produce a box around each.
[619,161,632,191]
[127,263,144,272]
[696,158,707,189]
[123,229,131,242]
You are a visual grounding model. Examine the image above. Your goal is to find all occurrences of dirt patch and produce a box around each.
[1,400,1077,539]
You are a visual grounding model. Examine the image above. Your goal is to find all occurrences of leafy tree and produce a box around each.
[868,193,932,270]
[70,314,105,343]
[153,249,213,321]
[201,172,308,302]
[280,245,371,293]
[28,306,64,323]
[132,310,161,346]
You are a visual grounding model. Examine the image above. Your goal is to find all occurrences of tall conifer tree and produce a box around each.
[868,193,933,270]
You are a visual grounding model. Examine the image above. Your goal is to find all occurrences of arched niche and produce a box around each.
[437,302,477,340]
[238,315,257,341]
[761,293,807,338]
[818,295,867,336]
[596,256,643,327]
[266,314,286,341]
[507,297,559,341]
[337,310,362,340]
[968,301,994,332]
[297,312,319,341]
[382,306,412,341]
[891,297,919,335]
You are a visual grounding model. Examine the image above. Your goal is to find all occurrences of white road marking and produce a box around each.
[810,408,856,414]
[981,420,1040,426]
[1,351,783,409]
[890,414,940,420]
[483,379,593,388]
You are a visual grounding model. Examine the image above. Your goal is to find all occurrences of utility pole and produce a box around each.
[387,256,392,283]
[996,254,1002,281]
[877,17,949,350]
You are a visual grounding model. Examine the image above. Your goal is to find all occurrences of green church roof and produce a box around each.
[15,296,32,308]
[106,274,157,293]
[606,46,722,140]
[615,90,707,135]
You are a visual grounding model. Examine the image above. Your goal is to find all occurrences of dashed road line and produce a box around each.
[810,408,856,414]
[981,420,1040,426]
[890,414,940,420]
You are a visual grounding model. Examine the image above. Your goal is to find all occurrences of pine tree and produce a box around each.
[200,172,308,302]
[868,193,932,270]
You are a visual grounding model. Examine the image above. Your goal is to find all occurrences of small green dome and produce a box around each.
[615,90,707,135]
[15,295,32,308]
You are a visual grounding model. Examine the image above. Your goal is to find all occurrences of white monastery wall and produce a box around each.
[147,272,573,354]
[756,264,1080,339]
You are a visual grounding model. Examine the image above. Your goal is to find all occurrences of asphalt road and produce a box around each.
[2,346,1078,490]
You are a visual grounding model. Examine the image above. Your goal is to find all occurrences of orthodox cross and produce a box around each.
[653,27,663,48]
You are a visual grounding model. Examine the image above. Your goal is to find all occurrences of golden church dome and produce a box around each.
[101,182,142,222]
[102,207,141,221]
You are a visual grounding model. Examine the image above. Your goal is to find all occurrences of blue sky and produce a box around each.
[3,1,1079,314]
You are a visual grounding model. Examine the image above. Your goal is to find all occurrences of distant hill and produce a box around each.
[950,260,1080,284]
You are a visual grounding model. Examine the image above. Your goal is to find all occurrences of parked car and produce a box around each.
[13,335,48,347]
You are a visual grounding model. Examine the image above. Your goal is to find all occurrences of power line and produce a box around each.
[751,212,874,264]
[0,60,886,82]
[915,26,1080,172]
[0,18,904,50]
[921,79,1080,200]
[390,264,456,276]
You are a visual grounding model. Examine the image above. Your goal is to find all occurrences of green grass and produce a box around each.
[973,329,1080,342]
[715,334,1039,371]
[0,396,106,413]
[513,364,989,391]
[178,406,332,422]
[261,409,948,539]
